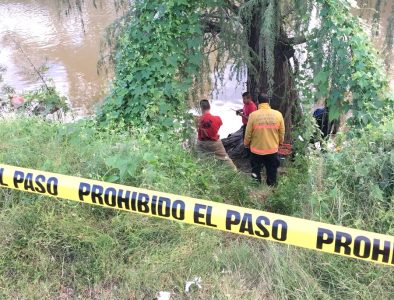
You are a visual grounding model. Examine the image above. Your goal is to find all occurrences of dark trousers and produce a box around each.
[242,124,250,157]
[250,152,280,186]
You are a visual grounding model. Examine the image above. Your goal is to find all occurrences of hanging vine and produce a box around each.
[98,0,204,131]
[300,0,393,129]
[94,0,392,135]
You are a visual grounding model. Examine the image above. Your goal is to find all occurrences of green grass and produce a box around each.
[0,117,393,299]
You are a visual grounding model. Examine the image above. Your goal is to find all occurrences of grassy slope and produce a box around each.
[0,117,393,299]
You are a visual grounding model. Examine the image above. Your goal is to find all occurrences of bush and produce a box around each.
[312,118,393,233]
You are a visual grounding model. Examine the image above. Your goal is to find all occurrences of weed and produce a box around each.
[0,117,393,299]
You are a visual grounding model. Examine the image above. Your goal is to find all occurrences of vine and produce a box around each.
[261,0,279,96]
[97,0,393,136]
[300,0,393,129]
[98,0,204,132]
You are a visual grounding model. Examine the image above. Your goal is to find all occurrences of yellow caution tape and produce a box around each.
[0,164,393,266]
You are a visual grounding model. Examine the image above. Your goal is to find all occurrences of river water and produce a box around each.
[0,0,245,136]
[0,0,117,115]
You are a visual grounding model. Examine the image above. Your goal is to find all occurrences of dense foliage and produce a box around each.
[98,0,393,138]
[270,116,394,234]
[98,0,203,131]
[301,0,393,126]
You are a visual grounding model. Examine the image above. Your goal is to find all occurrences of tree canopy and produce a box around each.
[97,0,393,136]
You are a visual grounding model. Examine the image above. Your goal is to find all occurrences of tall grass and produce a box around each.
[267,117,394,299]
[0,117,393,299]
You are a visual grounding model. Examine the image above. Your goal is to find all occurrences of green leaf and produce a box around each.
[315,70,329,84]
[143,152,156,163]
[104,175,120,183]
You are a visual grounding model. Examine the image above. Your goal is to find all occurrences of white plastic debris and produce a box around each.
[298,135,304,142]
[157,291,172,300]
[153,11,160,20]
[185,277,202,293]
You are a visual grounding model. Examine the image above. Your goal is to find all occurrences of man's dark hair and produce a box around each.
[242,92,251,98]
[200,99,210,111]
[257,93,270,104]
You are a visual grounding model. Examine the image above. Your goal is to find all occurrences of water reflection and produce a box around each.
[210,66,246,137]
[0,0,245,136]
[0,0,117,113]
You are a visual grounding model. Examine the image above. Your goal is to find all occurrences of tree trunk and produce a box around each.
[246,10,296,142]
[247,6,265,102]
[272,38,297,142]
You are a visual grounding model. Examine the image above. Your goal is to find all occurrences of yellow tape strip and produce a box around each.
[0,164,393,266]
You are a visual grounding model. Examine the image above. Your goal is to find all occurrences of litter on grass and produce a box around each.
[185,277,202,293]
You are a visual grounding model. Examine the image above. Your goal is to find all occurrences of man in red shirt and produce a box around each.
[236,92,257,157]
[196,99,236,170]
[236,92,258,138]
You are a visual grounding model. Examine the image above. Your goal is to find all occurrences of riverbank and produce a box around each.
[0,117,392,299]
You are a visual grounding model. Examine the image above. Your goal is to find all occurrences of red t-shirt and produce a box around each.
[242,101,257,125]
[198,112,223,141]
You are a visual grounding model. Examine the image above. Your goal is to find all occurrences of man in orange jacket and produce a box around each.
[244,94,285,186]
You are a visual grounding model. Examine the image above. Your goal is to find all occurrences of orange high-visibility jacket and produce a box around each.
[244,103,285,155]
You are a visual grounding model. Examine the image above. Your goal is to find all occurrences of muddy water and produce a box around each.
[0,0,117,114]
[0,0,244,135]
